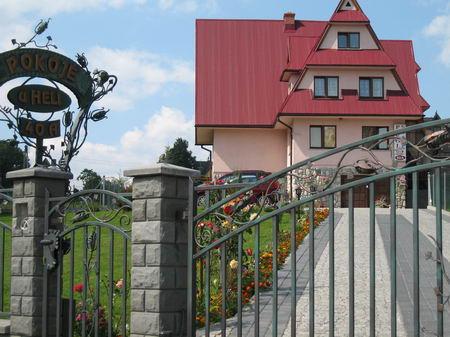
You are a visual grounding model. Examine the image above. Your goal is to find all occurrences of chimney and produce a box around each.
[284,12,296,31]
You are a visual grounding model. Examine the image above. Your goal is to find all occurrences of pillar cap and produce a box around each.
[124,163,200,178]
[6,167,73,181]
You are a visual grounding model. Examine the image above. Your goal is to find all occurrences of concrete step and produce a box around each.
[0,319,10,336]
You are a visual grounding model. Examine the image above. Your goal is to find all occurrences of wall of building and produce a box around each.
[319,24,378,50]
[292,117,406,168]
[212,129,287,177]
[298,68,401,98]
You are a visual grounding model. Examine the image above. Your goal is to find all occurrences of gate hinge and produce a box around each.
[41,230,60,271]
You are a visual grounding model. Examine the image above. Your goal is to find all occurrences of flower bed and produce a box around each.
[194,200,329,327]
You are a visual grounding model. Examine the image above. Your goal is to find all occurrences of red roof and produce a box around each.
[280,89,423,116]
[381,40,430,110]
[306,49,395,67]
[196,20,325,127]
[196,14,429,130]
[330,10,369,23]
[287,36,325,69]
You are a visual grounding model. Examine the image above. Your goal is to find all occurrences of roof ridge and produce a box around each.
[380,39,413,43]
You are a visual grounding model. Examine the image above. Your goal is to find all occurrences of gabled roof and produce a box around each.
[195,3,429,133]
[196,20,325,127]
[330,0,369,22]
[330,10,369,23]
[280,90,423,116]
[305,49,395,67]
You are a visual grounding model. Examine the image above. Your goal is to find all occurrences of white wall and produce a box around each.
[320,25,378,50]
[299,68,401,98]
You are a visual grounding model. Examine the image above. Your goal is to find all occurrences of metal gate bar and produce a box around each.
[188,118,450,337]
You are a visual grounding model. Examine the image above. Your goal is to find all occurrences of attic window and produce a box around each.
[338,32,360,49]
[345,1,352,8]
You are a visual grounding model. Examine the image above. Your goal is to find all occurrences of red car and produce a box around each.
[197,170,281,207]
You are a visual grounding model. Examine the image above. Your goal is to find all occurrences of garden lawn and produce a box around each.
[0,212,131,327]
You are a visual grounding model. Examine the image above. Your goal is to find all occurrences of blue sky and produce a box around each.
[0,0,449,178]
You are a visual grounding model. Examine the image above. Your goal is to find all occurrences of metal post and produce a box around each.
[35,137,44,165]
[102,175,106,207]
[444,171,447,211]
[428,172,433,206]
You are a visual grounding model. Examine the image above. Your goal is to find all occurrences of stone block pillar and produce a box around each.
[125,164,199,337]
[6,168,72,336]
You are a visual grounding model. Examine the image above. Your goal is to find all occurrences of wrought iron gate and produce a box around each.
[187,118,450,337]
[0,189,12,318]
[43,189,132,337]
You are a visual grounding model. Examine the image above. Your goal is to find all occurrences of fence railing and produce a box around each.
[0,189,12,318]
[187,118,450,337]
[43,189,132,337]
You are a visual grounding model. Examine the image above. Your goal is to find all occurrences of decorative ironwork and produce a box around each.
[0,20,118,171]
[188,118,450,337]
[194,119,450,250]
[49,190,132,232]
[43,189,131,336]
[422,235,450,336]
[12,19,57,50]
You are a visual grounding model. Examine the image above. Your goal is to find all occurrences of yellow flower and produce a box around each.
[229,259,238,270]
[249,213,258,221]
[222,220,232,229]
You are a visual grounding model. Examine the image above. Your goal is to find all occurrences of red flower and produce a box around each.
[75,313,87,321]
[223,205,233,215]
[73,283,84,293]
[246,248,253,256]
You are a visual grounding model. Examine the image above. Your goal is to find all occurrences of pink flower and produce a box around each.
[75,313,87,321]
[116,279,124,289]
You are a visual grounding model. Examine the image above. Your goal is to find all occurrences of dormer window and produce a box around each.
[338,32,360,49]
[314,76,339,98]
[359,77,384,99]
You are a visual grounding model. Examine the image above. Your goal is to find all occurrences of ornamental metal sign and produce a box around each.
[0,48,93,105]
[0,19,117,171]
[393,124,407,163]
[8,84,72,113]
[18,117,60,139]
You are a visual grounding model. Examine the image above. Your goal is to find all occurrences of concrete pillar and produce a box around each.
[125,164,199,337]
[6,168,72,337]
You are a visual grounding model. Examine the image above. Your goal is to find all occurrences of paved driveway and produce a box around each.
[198,208,450,337]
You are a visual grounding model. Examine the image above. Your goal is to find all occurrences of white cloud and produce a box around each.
[0,0,146,18]
[63,106,207,179]
[157,0,217,13]
[86,47,194,111]
[424,15,450,67]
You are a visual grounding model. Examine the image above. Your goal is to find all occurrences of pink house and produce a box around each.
[195,0,429,206]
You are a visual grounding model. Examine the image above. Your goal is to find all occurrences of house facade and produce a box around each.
[195,0,429,206]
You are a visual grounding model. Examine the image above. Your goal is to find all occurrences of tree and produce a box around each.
[158,138,198,169]
[77,169,102,190]
[0,139,26,188]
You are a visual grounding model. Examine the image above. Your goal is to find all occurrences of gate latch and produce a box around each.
[41,230,60,271]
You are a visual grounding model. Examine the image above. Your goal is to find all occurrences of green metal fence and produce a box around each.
[0,189,12,318]
[187,118,450,337]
